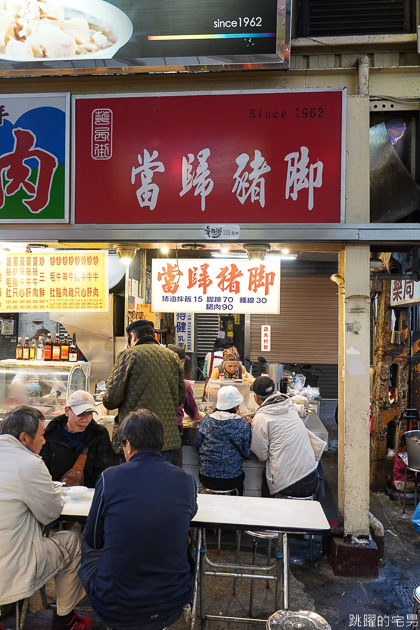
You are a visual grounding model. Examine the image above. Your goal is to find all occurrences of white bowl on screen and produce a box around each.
[0,0,133,62]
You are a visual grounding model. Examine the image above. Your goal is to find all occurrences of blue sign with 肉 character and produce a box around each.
[0,93,69,223]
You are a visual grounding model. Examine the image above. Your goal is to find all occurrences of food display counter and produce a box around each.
[0,360,90,422]
[206,379,257,415]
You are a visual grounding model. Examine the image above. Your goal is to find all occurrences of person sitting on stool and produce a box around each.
[251,376,320,498]
[0,405,91,630]
[197,385,252,496]
[79,409,197,630]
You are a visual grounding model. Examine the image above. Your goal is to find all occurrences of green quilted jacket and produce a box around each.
[103,339,186,452]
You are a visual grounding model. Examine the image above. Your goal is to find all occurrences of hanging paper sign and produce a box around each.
[261,324,271,352]
[0,251,108,312]
[175,313,194,352]
[152,258,280,314]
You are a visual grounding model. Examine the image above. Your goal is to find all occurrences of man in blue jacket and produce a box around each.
[79,410,197,630]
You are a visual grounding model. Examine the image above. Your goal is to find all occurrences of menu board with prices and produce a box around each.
[0,251,108,312]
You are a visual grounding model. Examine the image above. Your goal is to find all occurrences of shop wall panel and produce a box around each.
[250,276,338,364]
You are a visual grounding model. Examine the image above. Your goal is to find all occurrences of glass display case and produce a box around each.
[206,379,257,416]
[0,360,90,421]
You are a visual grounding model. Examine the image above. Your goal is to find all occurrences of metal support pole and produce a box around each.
[274,534,283,611]
[200,529,207,621]
[248,537,258,616]
[282,534,290,610]
[190,528,201,630]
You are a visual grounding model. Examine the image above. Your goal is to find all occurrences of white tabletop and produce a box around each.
[61,490,329,533]
[61,488,94,518]
[193,494,329,533]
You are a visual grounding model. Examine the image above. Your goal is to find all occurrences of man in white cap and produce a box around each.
[41,389,114,487]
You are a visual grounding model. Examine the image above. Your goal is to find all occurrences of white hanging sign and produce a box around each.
[391,279,420,306]
[261,325,271,352]
[175,313,194,352]
[152,258,280,314]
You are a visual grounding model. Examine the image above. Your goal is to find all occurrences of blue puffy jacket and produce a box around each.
[196,411,252,479]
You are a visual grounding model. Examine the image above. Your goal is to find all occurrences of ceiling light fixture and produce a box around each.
[220,246,229,255]
[243,243,269,261]
[212,252,248,259]
[281,248,290,255]
[161,246,169,255]
[0,242,27,253]
[211,252,297,261]
[116,247,137,266]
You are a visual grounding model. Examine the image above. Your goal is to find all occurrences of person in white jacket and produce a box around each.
[250,377,319,498]
[0,405,91,630]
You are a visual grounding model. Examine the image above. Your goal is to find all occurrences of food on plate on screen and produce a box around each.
[0,0,115,59]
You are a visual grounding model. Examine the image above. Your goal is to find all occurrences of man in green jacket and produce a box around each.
[103,319,186,462]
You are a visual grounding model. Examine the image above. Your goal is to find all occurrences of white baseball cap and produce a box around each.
[66,390,97,415]
[217,385,244,411]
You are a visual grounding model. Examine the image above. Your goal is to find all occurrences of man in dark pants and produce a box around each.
[79,410,197,630]
[251,376,320,498]
[103,320,186,463]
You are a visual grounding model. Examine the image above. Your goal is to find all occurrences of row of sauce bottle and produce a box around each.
[16,333,78,362]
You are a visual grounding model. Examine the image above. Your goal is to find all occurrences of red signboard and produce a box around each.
[74,90,345,224]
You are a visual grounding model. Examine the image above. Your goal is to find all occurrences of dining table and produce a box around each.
[61,489,330,628]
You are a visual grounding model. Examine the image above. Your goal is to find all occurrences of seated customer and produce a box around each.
[41,390,114,487]
[197,385,252,495]
[79,410,197,630]
[0,405,91,630]
[251,376,319,498]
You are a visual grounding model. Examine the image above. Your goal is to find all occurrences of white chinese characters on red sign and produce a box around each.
[131,145,321,213]
[391,279,420,306]
[152,259,280,315]
[75,91,344,225]
[91,109,112,160]
[261,324,271,352]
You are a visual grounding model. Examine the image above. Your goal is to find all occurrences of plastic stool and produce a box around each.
[199,487,238,554]
[199,486,241,595]
[244,529,281,617]
[283,494,315,561]
[266,609,332,629]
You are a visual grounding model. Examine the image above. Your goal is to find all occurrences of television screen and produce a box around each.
[0,0,290,76]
